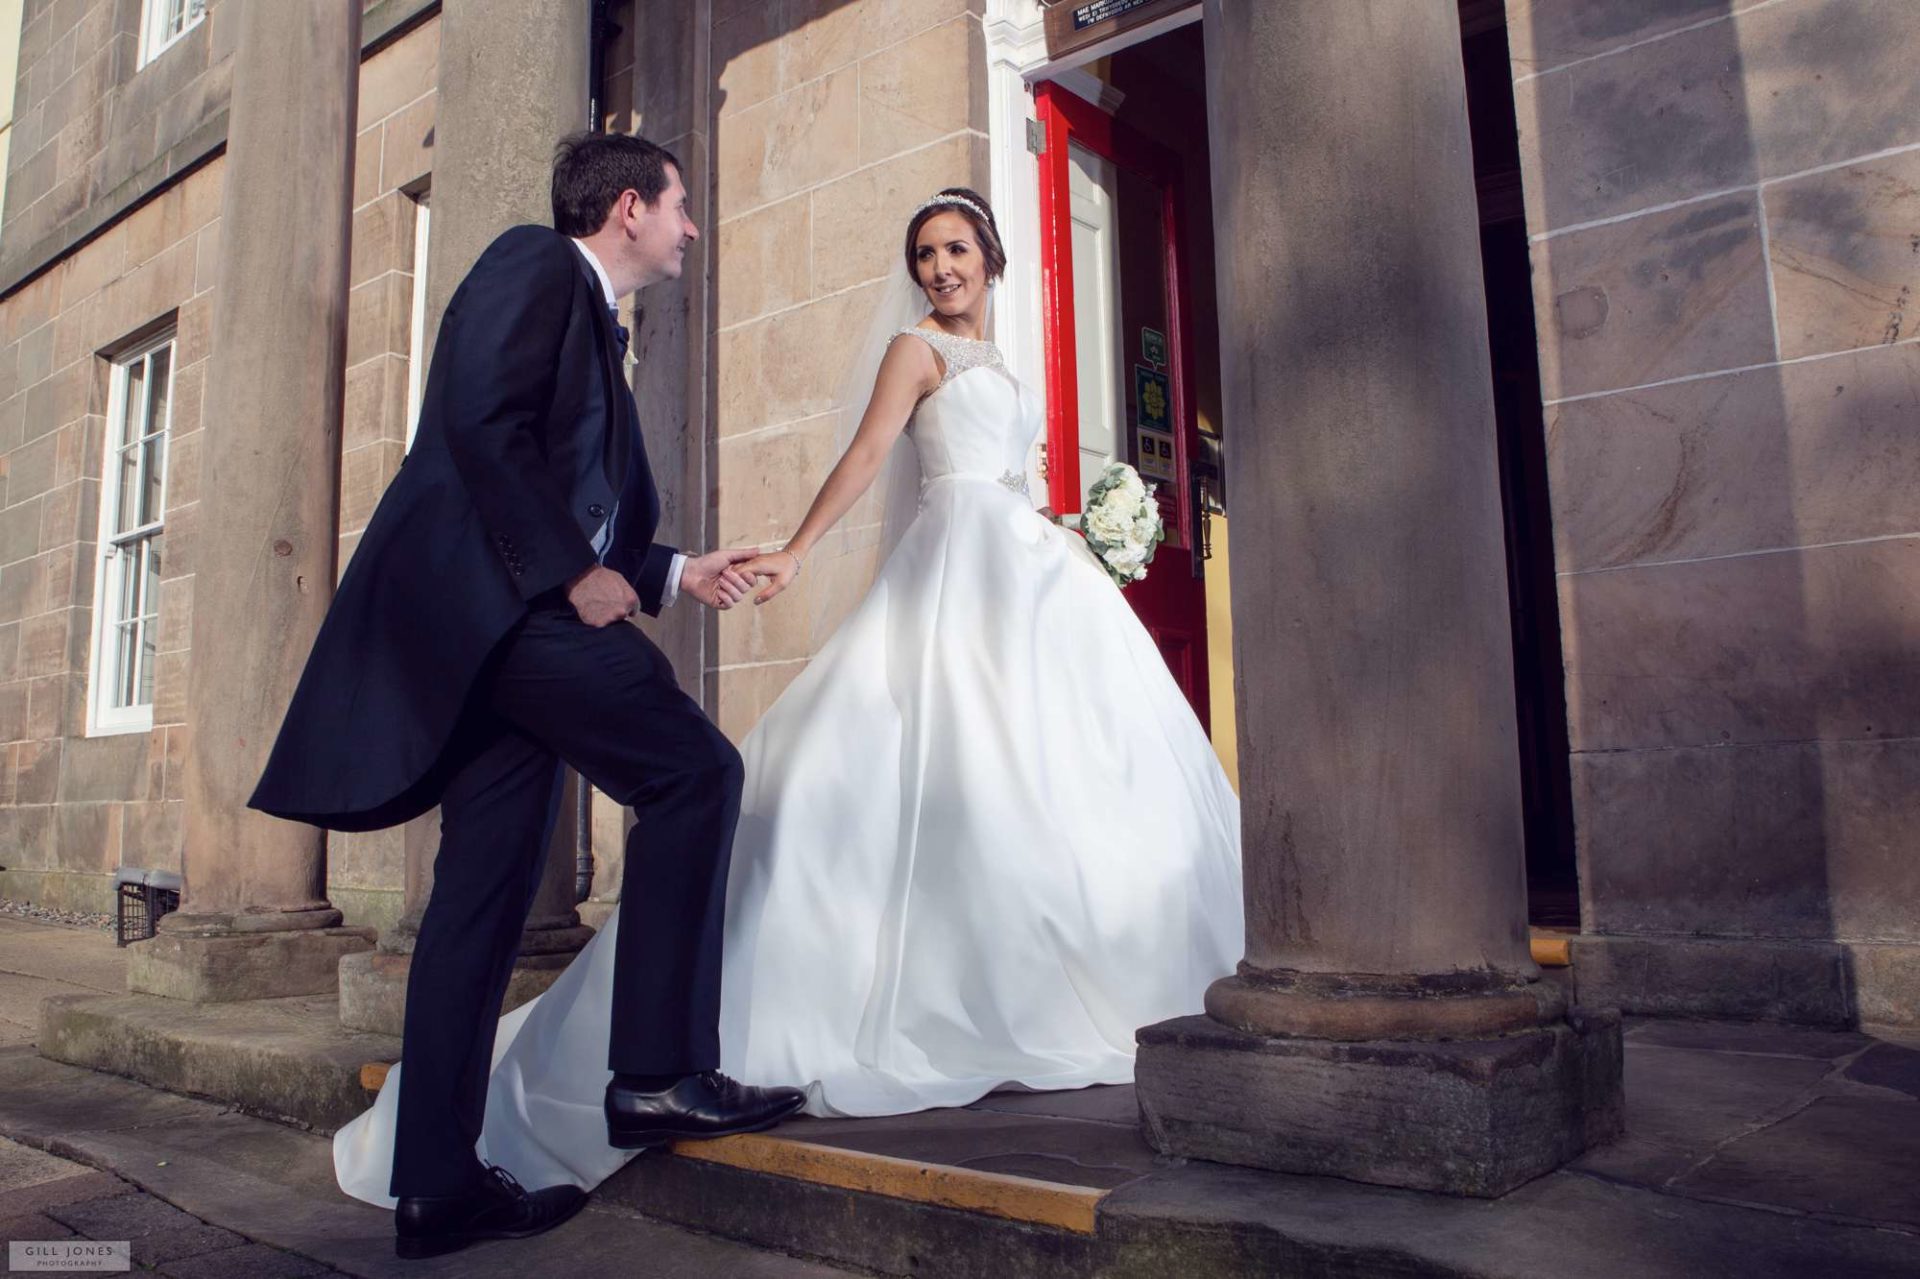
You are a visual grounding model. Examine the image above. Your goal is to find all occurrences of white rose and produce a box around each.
[1087,507,1130,543]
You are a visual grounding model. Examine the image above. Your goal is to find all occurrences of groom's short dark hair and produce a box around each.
[551,132,683,237]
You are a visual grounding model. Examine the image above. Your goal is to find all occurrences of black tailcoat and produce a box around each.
[250,225,676,831]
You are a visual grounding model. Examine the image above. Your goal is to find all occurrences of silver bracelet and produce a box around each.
[781,548,803,578]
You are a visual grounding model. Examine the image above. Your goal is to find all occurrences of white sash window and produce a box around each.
[88,334,174,736]
[139,0,209,69]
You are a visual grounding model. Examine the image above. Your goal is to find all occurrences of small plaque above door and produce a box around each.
[1042,0,1200,60]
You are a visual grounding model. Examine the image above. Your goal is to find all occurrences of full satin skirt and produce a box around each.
[335,476,1243,1206]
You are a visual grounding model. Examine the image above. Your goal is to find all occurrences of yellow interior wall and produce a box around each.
[1204,514,1238,792]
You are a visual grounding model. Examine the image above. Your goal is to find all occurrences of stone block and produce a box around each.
[344,270,411,368]
[0,555,50,624]
[16,609,68,679]
[0,498,44,563]
[1506,0,1741,76]
[1134,1012,1623,1197]
[348,190,407,290]
[1559,537,1920,751]
[1573,738,1920,943]
[857,17,985,165]
[1848,943,1920,1026]
[1531,192,1772,400]
[340,352,408,453]
[1570,933,1851,1025]
[1512,14,1754,234]
[351,126,382,208]
[125,926,374,1002]
[1548,343,1920,572]
[714,656,806,743]
[38,476,95,548]
[36,990,400,1132]
[337,439,403,535]
[810,132,986,295]
[377,91,435,193]
[54,800,111,873]
[787,0,977,85]
[58,728,146,801]
[357,8,439,125]
[1673,1096,1920,1229]
[22,673,74,741]
[46,1191,243,1268]
[118,798,181,868]
[714,0,790,121]
[1514,0,1920,233]
[1765,148,1920,359]
[337,946,572,1037]
[717,278,884,435]
[1742,0,1920,184]
[716,193,811,329]
[715,66,857,215]
[15,737,60,803]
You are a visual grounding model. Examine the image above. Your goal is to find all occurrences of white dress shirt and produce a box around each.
[572,238,685,608]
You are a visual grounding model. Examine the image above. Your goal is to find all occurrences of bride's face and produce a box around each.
[913,212,988,319]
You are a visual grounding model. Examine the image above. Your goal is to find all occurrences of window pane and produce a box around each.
[147,345,172,433]
[113,544,140,628]
[138,618,157,706]
[115,443,141,534]
[115,621,138,708]
[124,359,146,446]
[139,539,160,624]
[139,431,166,527]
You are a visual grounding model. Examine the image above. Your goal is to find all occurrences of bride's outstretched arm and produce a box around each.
[744,335,939,604]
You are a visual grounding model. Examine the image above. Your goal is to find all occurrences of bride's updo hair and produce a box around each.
[904,188,1007,285]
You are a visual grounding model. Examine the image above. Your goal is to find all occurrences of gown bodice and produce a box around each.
[895,328,1041,496]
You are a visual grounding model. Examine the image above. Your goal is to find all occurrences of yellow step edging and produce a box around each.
[1530,933,1572,968]
[670,1131,1104,1235]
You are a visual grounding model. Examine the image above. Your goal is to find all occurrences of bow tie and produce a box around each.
[609,306,630,360]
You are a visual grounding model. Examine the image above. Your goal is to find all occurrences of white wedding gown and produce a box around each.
[335,329,1244,1206]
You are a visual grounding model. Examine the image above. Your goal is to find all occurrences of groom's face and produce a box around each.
[631,164,698,286]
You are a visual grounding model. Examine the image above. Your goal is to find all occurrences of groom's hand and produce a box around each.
[566,565,640,627]
[681,547,761,611]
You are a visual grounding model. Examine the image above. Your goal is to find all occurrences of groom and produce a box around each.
[251,132,804,1260]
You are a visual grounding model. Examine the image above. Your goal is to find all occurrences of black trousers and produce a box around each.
[389,598,742,1198]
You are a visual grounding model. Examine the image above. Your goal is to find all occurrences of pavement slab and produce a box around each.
[0,1050,857,1278]
[1673,1096,1920,1229]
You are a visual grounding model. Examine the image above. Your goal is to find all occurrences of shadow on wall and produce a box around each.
[1517,0,1920,1027]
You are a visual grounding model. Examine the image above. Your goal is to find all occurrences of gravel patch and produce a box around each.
[0,899,116,933]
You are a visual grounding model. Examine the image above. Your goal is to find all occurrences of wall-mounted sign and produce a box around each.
[1042,0,1199,60]
[1136,428,1175,482]
[1134,364,1171,433]
[1141,326,1168,370]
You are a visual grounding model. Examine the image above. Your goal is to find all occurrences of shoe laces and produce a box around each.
[484,1163,528,1201]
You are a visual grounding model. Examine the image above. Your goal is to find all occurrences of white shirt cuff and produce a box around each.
[663,552,687,608]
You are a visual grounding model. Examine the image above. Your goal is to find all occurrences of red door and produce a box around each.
[1035,80,1210,728]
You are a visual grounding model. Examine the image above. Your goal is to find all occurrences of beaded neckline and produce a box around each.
[894,326,1005,389]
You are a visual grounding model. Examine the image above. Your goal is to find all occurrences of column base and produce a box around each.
[126,917,375,1003]
[1135,1008,1624,1197]
[337,920,596,1036]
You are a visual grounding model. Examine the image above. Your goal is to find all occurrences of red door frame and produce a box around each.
[1034,79,1199,547]
[1034,78,1210,725]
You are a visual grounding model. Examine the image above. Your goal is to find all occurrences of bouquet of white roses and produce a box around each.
[1065,462,1165,588]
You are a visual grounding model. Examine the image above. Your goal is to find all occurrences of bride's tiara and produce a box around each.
[913,192,992,227]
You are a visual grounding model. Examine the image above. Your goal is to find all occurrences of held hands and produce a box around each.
[738,549,803,605]
[680,547,762,611]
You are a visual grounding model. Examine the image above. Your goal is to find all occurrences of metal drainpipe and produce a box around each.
[577,0,620,904]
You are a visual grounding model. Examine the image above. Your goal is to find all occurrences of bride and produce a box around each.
[335,188,1243,1204]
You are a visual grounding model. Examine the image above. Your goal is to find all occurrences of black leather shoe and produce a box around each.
[605,1070,807,1149]
[394,1164,587,1260]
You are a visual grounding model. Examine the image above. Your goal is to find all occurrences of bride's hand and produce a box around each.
[680,547,762,611]
[739,549,803,605]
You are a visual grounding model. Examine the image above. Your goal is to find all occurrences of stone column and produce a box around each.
[128,0,375,1002]
[337,0,596,1033]
[1133,0,1621,1197]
